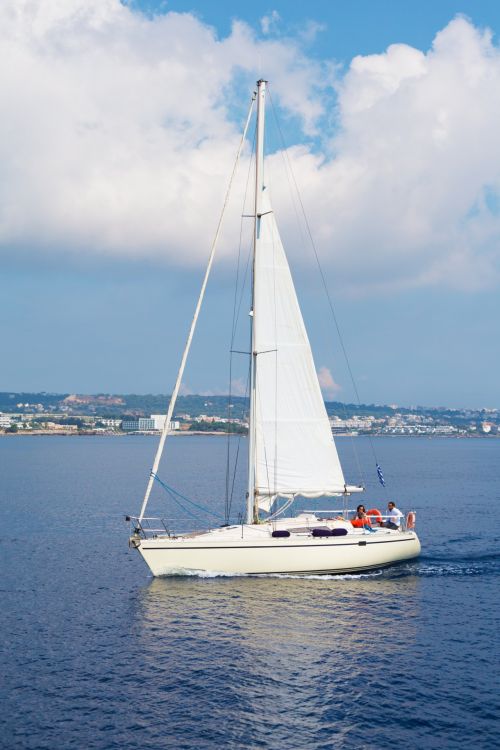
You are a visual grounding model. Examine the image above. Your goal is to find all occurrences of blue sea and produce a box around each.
[1,435,499,749]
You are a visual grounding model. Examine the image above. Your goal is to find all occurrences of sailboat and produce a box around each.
[128,80,421,576]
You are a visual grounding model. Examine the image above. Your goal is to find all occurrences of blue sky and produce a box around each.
[1,0,500,408]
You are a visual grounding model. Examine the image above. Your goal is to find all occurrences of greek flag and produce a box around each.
[376,464,386,487]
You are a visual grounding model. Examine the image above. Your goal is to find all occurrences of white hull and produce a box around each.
[133,522,421,577]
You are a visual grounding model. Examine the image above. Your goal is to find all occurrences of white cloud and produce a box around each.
[260,10,280,36]
[230,377,248,397]
[268,16,500,292]
[317,366,341,398]
[1,6,500,292]
[0,0,330,266]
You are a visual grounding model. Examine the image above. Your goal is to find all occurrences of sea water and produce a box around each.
[0,435,499,749]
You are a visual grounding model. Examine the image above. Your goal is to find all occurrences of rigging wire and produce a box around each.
[152,473,225,522]
[225,127,257,523]
[267,86,387,493]
[227,367,250,523]
[138,92,256,522]
[271,211,279,513]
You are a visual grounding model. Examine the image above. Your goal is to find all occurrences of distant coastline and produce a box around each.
[1,431,498,439]
[1,391,498,438]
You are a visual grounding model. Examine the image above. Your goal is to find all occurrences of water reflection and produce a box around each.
[139,574,419,643]
[133,574,420,747]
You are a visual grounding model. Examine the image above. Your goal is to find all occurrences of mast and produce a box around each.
[246,78,267,525]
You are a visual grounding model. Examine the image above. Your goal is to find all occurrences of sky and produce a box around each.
[1,0,500,409]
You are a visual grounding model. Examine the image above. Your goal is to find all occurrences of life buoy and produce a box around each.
[366,508,383,525]
[406,511,416,530]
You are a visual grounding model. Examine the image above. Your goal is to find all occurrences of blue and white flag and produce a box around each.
[376,464,386,487]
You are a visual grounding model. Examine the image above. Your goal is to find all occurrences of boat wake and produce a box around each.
[158,568,385,580]
[155,551,498,581]
[383,553,499,579]
[157,568,248,578]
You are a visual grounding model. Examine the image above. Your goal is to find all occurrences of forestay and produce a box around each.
[253,187,350,511]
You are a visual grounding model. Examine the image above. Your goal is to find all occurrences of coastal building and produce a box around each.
[151,415,180,430]
[121,417,180,432]
[122,418,155,431]
[0,413,13,428]
[39,422,78,432]
[329,415,377,433]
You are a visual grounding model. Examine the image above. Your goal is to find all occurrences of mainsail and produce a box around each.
[252,186,348,510]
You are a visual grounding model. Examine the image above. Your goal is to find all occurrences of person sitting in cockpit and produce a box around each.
[382,501,403,530]
[351,504,371,528]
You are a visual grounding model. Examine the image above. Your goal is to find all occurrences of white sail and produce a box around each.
[253,187,348,510]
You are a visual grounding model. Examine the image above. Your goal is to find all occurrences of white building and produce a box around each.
[122,416,180,432]
[151,415,180,431]
[100,419,122,428]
